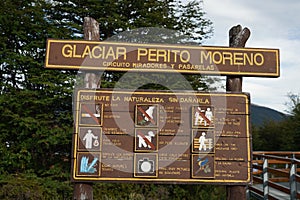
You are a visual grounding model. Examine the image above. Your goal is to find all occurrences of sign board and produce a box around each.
[45,39,279,77]
[71,90,251,184]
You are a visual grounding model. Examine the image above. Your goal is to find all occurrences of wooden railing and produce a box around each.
[248,151,300,200]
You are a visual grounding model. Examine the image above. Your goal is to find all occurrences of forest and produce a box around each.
[0,0,299,199]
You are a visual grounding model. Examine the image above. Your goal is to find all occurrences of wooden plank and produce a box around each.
[295,174,300,182]
[268,181,290,195]
[267,167,289,177]
[269,177,289,182]
[253,151,300,156]
[252,176,263,184]
[252,159,291,165]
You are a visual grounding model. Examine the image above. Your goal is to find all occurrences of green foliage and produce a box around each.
[0,0,76,197]
[0,0,222,199]
[0,173,72,199]
[252,94,300,151]
[93,183,226,200]
[111,72,200,90]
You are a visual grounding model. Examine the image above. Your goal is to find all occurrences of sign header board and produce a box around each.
[72,89,251,184]
[45,39,280,77]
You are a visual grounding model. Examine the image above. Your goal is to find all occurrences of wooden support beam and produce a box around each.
[73,17,100,200]
[83,17,101,89]
[226,25,250,92]
[226,25,250,200]
[73,183,93,200]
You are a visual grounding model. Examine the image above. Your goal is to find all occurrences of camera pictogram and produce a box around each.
[134,153,157,178]
[138,157,154,173]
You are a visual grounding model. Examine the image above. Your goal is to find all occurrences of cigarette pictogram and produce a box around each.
[81,104,100,124]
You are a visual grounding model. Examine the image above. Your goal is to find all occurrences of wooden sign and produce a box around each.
[71,89,251,184]
[45,39,279,77]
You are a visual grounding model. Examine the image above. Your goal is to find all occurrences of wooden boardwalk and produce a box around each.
[248,151,300,200]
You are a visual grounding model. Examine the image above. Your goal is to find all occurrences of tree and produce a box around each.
[0,0,218,199]
[46,0,213,42]
[0,0,75,198]
[285,93,300,150]
[252,93,300,151]
[47,0,214,90]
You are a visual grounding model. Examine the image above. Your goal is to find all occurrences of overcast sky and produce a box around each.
[202,0,300,113]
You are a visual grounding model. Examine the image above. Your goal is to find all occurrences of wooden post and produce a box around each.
[73,183,93,200]
[83,17,101,89]
[226,25,250,200]
[73,17,100,200]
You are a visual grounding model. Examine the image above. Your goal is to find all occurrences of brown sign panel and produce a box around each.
[71,90,251,184]
[46,39,280,77]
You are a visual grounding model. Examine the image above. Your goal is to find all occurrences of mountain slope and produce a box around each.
[250,104,287,127]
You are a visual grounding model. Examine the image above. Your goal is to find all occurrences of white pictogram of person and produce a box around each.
[83,129,98,149]
[194,107,204,125]
[199,132,207,151]
[204,108,213,126]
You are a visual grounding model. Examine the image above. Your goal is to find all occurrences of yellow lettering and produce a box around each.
[82,46,91,58]
[222,52,233,65]
[72,45,81,58]
[62,44,73,58]
[137,48,147,61]
[148,48,157,62]
[92,46,102,58]
[212,51,222,64]
[254,53,264,66]
[200,50,265,67]
[157,49,167,62]
[233,52,244,65]
[244,53,253,65]
[171,50,180,62]
[200,51,212,64]
[105,47,116,59]
[180,50,190,63]
[116,47,127,60]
